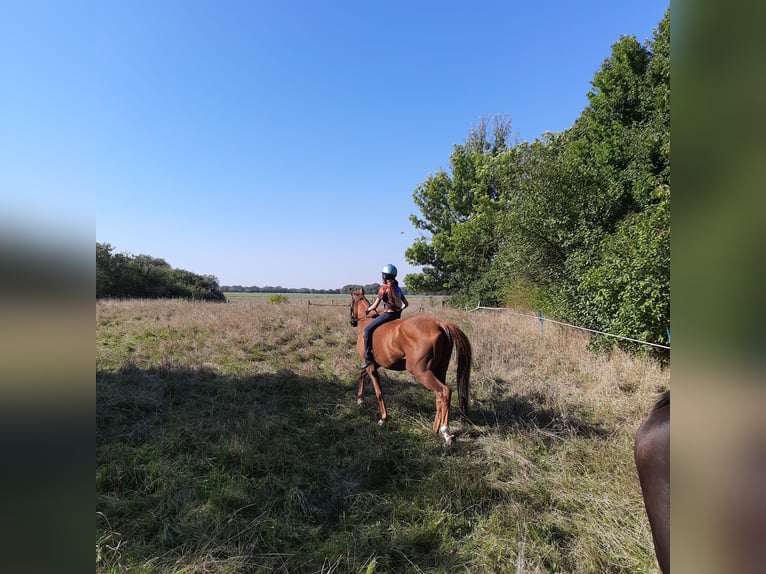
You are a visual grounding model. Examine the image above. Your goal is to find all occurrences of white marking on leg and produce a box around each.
[440,425,454,444]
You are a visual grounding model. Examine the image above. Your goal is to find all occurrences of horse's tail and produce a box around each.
[442,322,472,427]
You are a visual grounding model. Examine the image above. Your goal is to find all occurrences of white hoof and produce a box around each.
[357,398,364,407]
[378,419,386,427]
[440,425,455,445]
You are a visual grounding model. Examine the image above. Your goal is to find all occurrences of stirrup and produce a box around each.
[360,358,375,370]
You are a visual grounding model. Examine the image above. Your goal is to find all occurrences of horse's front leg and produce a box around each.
[368,367,388,425]
[356,369,366,407]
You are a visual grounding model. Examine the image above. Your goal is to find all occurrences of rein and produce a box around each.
[349,294,377,327]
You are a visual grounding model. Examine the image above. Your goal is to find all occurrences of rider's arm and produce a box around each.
[366,297,382,314]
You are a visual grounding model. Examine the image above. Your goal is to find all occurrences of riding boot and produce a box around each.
[361,334,375,369]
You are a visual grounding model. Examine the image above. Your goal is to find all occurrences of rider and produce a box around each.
[361,264,409,369]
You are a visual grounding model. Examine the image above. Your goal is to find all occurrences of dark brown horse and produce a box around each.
[634,390,670,574]
[349,288,472,444]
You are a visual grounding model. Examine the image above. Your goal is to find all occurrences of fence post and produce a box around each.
[539,310,545,338]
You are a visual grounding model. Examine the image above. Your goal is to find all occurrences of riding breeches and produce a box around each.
[363,312,401,360]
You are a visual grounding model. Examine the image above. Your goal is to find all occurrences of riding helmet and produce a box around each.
[381,263,397,277]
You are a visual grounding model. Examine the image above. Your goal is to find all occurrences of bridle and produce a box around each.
[349,293,364,327]
[349,292,376,327]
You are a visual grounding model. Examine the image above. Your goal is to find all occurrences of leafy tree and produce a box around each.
[96,243,225,301]
[404,9,670,350]
[550,12,670,335]
[571,185,669,349]
[405,115,513,303]
[96,243,115,298]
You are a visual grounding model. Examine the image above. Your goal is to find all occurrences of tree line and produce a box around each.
[96,243,393,299]
[221,284,389,295]
[404,10,670,351]
[223,285,343,294]
[222,284,409,296]
[97,243,226,301]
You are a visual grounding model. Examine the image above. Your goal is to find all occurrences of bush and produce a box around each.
[267,293,289,304]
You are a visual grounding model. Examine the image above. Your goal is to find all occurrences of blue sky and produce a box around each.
[2,1,668,290]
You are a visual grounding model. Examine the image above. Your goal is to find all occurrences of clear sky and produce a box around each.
[2,1,668,290]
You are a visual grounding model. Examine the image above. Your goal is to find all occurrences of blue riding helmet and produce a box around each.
[381,264,397,277]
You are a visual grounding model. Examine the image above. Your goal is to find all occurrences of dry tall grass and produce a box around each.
[97,297,668,573]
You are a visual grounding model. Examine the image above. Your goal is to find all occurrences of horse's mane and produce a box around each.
[654,389,670,411]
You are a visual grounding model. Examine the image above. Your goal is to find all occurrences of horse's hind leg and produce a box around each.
[411,369,453,443]
[435,383,454,444]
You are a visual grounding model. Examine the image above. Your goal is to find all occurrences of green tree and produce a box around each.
[404,9,670,348]
[570,185,669,349]
[96,243,225,301]
[552,12,670,338]
[405,115,512,303]
[96,243,115,298]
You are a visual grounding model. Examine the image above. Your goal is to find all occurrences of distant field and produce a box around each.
[224,291,448,308]
[223,291,346,301]
[224,292,340,298]
[97,298,666,573]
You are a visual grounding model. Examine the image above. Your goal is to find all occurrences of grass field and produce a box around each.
[96,296,668,573]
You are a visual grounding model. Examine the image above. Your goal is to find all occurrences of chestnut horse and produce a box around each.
[634,390,670,574]
[349,288,471,444]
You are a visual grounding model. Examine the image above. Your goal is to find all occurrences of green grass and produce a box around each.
[97,298,666,573]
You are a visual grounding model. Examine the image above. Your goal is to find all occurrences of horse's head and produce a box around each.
[349,287,367,327]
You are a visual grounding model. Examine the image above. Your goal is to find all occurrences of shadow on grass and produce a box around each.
[97,365,491,572]
[359,370,469,424]
[469,387,609,439]
[359,371,609,440]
